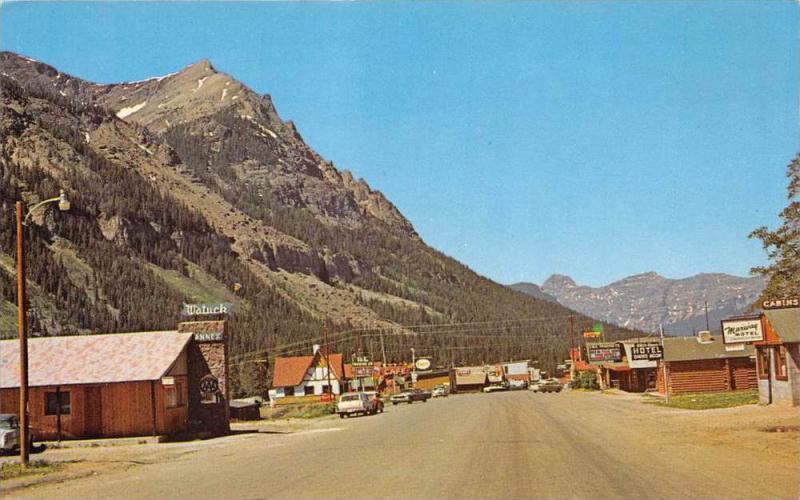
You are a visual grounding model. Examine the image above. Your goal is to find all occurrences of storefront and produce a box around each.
[755,306,800,405]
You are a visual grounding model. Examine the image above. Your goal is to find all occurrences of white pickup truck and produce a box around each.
[336,392,382,418]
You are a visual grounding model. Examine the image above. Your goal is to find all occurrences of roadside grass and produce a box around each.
[643,390,758,410]
[0,459,61,480]
[262,403,335,420]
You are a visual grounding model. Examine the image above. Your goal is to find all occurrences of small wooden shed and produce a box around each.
[0,331,192,440]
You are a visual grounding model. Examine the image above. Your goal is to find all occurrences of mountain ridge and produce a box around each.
[512,271,766,334]
[0,51,641,394]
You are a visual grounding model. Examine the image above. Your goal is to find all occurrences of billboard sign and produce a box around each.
[630,342,663,361]
[583,331,601,339]
[415,358,432,371]
[721,318,763,344]
[586,343,623,364]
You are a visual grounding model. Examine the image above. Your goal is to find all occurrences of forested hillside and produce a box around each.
[0,52,638,395]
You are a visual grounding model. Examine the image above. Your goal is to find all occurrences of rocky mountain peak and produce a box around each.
[542,274,577,292]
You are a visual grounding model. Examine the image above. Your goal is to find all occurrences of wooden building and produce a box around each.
[268,345,345,401]
[756,307,800,405]
[452,366,488,392]
[656,335,756,395]
[413,370,451,390]
[0,331,193,440]
[502,360,531,383]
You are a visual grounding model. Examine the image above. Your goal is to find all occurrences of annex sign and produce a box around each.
[721,318,763,344]
[630,342,663,361]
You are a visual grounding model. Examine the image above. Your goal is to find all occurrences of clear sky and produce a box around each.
[2,1,797,287]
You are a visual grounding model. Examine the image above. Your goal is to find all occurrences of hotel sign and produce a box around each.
[181,302,233,317]
[721,318,763,344]
[630,342,663,361]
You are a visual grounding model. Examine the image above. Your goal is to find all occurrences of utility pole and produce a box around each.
[568,316,575,380]
[323,322,334,400]
[411,347,416,389]
[16,202,29,468]
[660,323,669,404]
[379,329,387,366]
[704,301,710,332]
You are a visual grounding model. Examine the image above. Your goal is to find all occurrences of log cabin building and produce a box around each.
[656,334,757,395]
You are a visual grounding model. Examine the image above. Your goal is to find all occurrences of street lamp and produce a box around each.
[16,190,70,467]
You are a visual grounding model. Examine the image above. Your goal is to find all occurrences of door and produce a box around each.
[84,386,103,437]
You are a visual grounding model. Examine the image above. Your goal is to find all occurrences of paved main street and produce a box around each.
[5,391,799,500]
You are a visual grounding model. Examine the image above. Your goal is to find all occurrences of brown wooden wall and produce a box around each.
[414,375,451,390]
[657,357,757,395]
[0,378,188,440]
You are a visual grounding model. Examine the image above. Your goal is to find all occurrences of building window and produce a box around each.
[757,347,770,380]
[166,386,177,407]
[284,387,295,396]
[166,382,185,408]
[775,345,789,381]
[45,391,71,416]
[304,386,314,395]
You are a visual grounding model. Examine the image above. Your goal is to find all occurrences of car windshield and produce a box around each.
[340,394,360,402]
[0,416,15,429]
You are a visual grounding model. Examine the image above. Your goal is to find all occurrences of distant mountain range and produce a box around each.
[510,272,767,334]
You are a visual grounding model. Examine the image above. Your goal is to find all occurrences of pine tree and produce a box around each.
[750,154,800,299]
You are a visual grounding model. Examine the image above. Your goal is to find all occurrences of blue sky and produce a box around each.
[2,1,797,287]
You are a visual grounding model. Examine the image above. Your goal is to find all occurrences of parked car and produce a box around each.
[529,379,562,393]
[482,384,509,393]
[432,385,449,398]
[0,414,33,454]
[390,389,431,405]
[337,392,382,418]
[508,379,528,390]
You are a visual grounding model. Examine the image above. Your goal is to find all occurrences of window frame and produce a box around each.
[756,347,770,380]
[44,391,71,416]
[165,385,180,408]
[775,345,789,381]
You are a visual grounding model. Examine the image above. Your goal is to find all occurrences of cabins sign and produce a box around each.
[721,318,763,344]
[586,343,622,364]
[181,302,233,317]
[630,342,663,361]
[761,298,799,310]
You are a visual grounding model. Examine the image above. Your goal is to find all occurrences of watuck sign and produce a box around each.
[181,302,234,317]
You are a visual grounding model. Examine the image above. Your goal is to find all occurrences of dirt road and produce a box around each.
[6,391,799,499]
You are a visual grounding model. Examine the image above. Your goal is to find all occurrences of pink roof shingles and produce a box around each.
[0,331,193,389]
